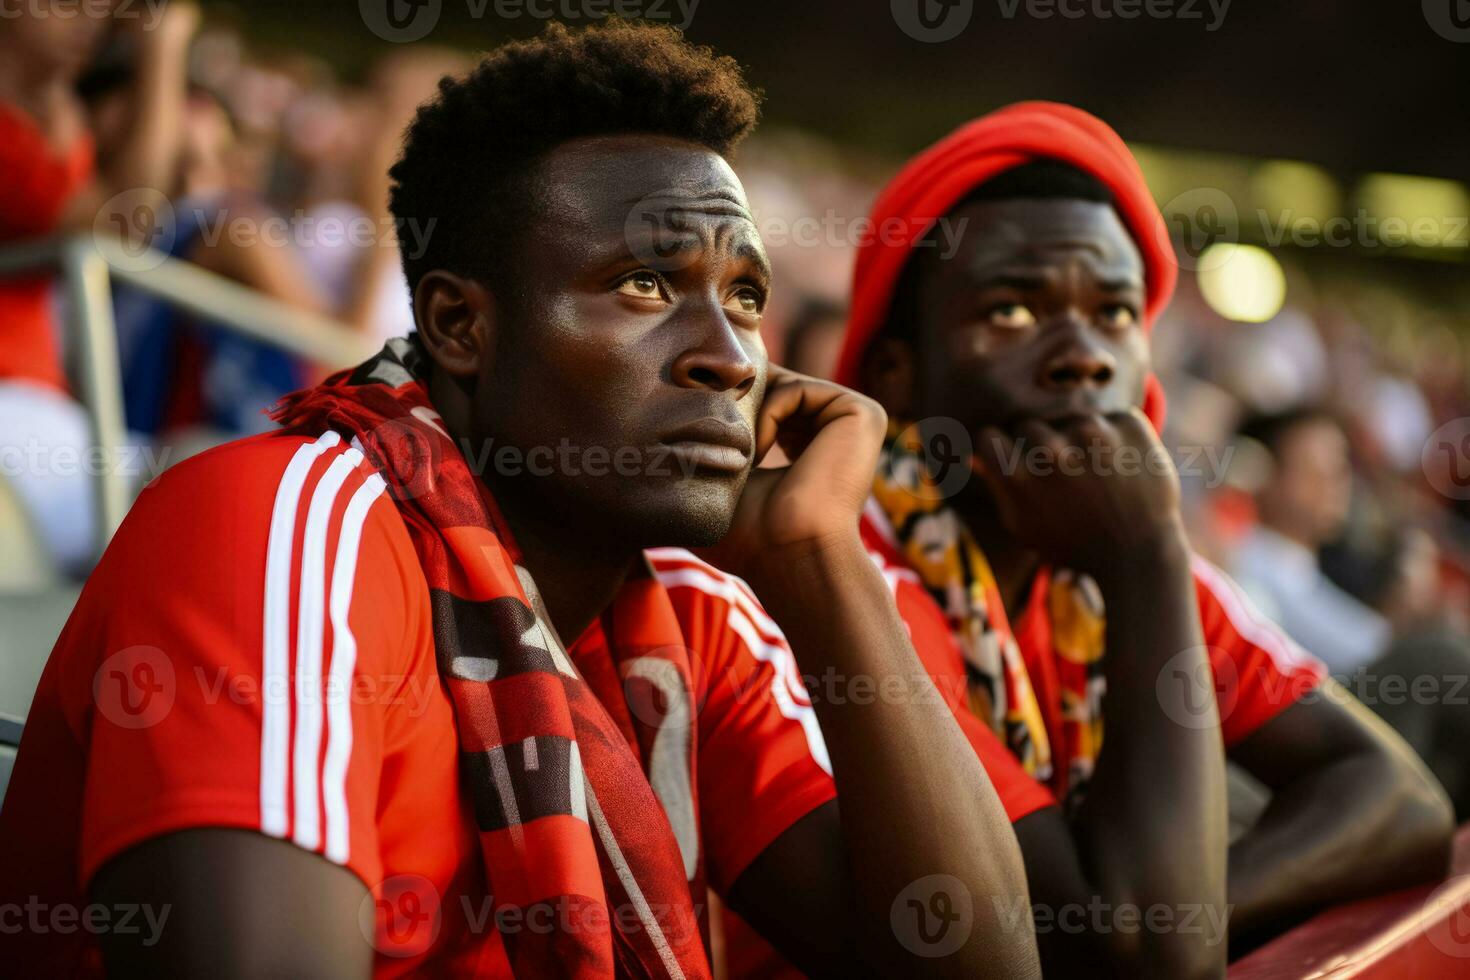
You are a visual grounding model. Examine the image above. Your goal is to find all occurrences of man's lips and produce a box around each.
[1003,397,1132,428]
[657,418,754,474]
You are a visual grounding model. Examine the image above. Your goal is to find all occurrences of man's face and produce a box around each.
[470,135,770,549]
[1266,419,1353,545]
[910,197,1149,435]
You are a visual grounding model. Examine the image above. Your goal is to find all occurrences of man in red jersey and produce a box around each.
[727,103,1454,979]
[0,23,1039,979]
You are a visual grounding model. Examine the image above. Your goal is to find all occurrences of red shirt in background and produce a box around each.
[0,100,94,391]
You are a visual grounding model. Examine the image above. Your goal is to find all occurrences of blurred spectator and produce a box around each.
[1234,409,1388,674]
[0,1,195,574]
[778,296,846,379]
[84,74,318,441]
[1233,409,1470,814]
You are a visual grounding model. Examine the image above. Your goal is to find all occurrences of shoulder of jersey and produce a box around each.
[644,548,789,641]
[122,429,399,561]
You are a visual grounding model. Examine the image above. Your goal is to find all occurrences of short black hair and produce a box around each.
[958,158,1113,207]
[388,19,761,298]
[874,158,1116,354]
[1237,407,1342,461]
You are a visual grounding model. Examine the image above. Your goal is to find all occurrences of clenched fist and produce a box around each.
[702,366,886,577]
[974,408,1187,578]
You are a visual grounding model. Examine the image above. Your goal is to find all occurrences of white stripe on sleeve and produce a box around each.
[292,447,363,851]
[321,472,387,864]
[261,431,341,838]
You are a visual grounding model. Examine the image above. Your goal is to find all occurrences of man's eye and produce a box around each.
[986,303,1037,329]
[1099,304,1138,329]
[615,271,666,301]
[725,287,764,316]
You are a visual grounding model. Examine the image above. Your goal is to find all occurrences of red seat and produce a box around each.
[1230,823,1470,978]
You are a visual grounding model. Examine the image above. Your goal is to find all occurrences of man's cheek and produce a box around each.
[940,366,1014,425]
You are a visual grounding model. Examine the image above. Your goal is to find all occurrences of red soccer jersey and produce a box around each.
[0,430,836,976]
[856,507,1327,813]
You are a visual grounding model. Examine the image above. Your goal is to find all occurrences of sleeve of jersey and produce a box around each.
[889,575,1057,824]
[1191,555,1329,747]
[655,559,839,896]
[70,434,417,894]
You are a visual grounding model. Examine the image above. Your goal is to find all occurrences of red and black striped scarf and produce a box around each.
[273,338,711,979]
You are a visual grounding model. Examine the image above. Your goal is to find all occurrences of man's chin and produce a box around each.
[618,484,739,553]
[639,509,733,552]
[1002,403,1136,428]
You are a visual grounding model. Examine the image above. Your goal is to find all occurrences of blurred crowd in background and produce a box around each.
[3,3,1469,798]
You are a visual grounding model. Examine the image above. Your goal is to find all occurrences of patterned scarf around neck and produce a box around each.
[870,422,1108,807]
[273,338,710,979]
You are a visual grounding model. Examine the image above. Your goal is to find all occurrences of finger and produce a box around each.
[1013,418,1067,457]
[765,363,817,388]
[756,375,881,461]
[1114,407,1175,475]
[1068,414,1119,471]
[1110,407,1161,445]
[753,376,804,462]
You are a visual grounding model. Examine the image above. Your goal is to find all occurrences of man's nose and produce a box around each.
[1040,327,1117,390]
[671,313,758,395]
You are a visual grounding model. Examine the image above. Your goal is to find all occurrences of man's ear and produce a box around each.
[413,270,495,378]
[861,336,917,420]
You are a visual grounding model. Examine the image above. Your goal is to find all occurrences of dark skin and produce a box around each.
[92,136,1041,979]
[865,196,1454,977]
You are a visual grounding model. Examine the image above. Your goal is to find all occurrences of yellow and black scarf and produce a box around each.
[871,422,1108,806]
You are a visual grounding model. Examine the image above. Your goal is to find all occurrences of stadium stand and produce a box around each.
[0,234,371,804]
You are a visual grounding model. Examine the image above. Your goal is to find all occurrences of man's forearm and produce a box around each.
[747,531,1040,980]
[1228,732,1452,937]
[108,22,192,195]
[1073,535,1229,977]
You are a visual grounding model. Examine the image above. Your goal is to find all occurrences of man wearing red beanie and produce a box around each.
[729,103,1453,979]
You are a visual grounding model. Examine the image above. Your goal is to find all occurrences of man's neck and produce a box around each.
[493,495,643,648]
[954,486,1041,620]
[427,370,640,645]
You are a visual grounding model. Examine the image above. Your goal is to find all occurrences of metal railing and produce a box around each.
[0,234,378,559]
